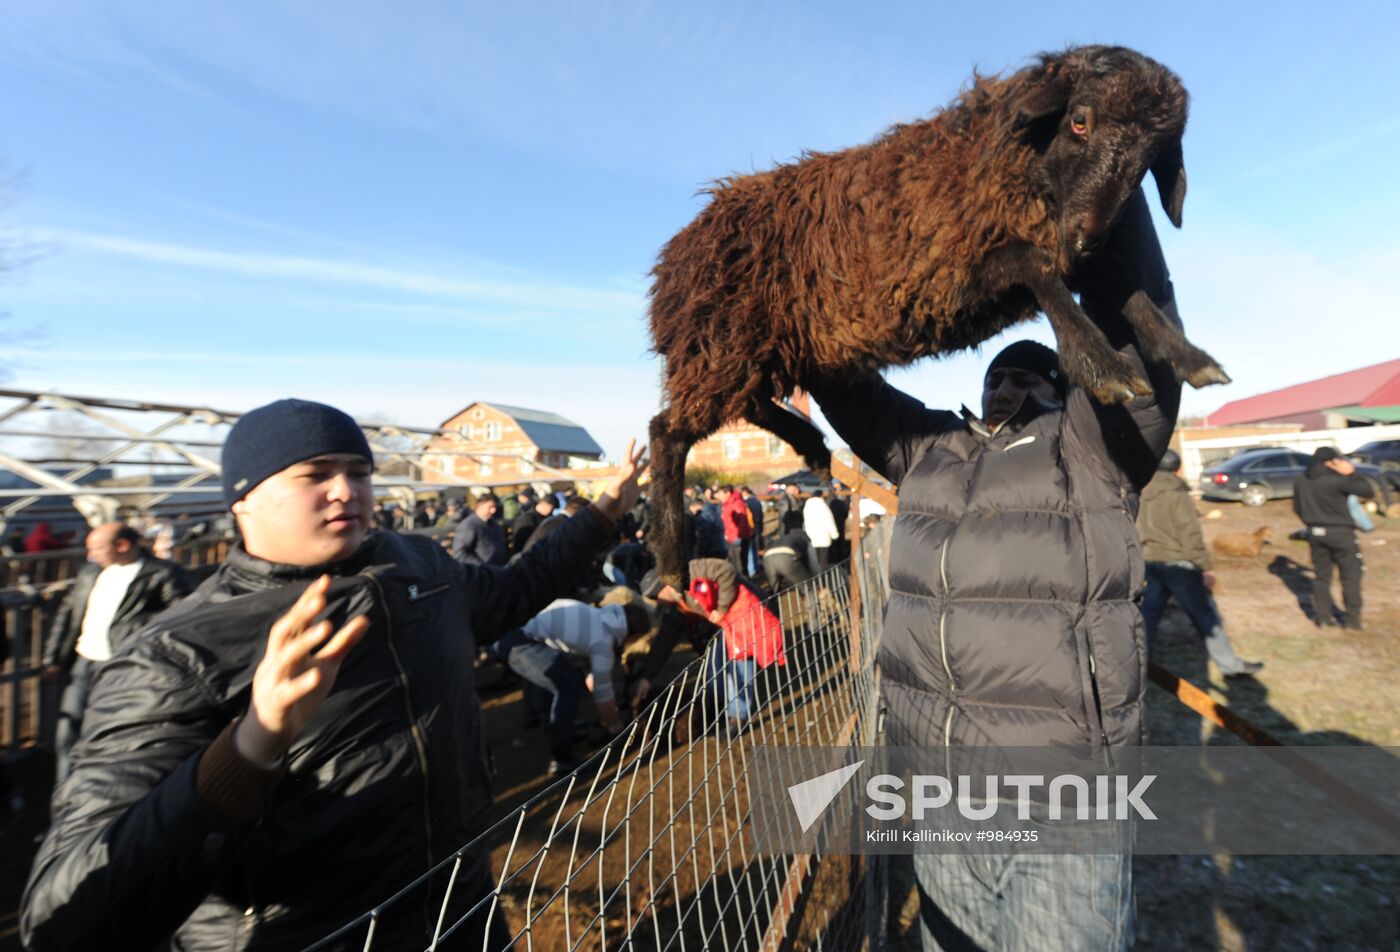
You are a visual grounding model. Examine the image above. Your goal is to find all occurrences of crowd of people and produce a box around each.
[10,245,1385,950]
[15,395,873,950]
[8,392,1384,952]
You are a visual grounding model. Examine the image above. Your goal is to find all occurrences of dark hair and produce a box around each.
[564,497,588,514]
[475,493,501,508]
[114,525,142,547]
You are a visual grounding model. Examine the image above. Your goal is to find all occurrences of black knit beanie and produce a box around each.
[221,399,373,508]
[985,340,1066,396]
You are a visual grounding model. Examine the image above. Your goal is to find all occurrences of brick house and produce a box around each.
[424,403,604,485]
[686,391,811,477]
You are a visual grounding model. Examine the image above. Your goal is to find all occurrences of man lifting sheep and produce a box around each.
[810,189,1177,952]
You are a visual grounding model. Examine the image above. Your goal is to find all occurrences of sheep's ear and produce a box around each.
[1150,141,1187,228]
[1011,67,1072,138]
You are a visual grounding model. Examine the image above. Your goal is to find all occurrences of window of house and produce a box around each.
[724,438,741,461]
[480,460,493,477]
[485,422,501,441]
[768,436,784,457]
[520,459,533,475]
[460,424,474,441]
[473,409,485,420]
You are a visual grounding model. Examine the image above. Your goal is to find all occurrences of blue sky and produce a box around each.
[3,1,1398,459]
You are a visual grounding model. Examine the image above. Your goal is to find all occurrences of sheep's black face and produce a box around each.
[1020,47,1188,260]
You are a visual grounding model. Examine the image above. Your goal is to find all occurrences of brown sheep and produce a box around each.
[645,46,1229,583]
[1211,526,1273,558]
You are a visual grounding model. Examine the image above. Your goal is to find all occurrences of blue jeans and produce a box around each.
[705,636,756,723]
[1141,561,1249,674]
[914,846,1133,951]
[492,629,583,763]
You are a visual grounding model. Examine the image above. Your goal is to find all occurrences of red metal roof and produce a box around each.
[1206,358,1400,426]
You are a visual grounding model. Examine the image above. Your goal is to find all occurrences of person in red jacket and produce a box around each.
[717,485,755,578]
[682,556,784,730]
[23,522,68,553]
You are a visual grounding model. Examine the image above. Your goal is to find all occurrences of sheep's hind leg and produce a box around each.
[1121,291,1232,389]
[981,244,1150,404]
[648,412,696,589]
[745,397,832,476]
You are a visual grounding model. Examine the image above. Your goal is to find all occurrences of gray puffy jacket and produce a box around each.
[812,197,1181,754]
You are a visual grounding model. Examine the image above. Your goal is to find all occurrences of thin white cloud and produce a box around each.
[4,346,640,374]
[38,228,646,316]
[4,349,662,459]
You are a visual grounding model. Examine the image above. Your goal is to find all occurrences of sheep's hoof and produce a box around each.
[1184,362,1231,389]
[1073,351,1152,404]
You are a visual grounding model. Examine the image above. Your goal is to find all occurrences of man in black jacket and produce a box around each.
[509,493,556,555]
[1293,446,1373,630]
[451,492,508,566]
[22,398,647,952]
[810,190,1179,952]
[41,521,191,782]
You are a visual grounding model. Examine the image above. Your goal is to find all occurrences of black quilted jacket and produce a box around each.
[23,513,611,951]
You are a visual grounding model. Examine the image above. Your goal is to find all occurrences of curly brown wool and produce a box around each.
[646,46,1229,583]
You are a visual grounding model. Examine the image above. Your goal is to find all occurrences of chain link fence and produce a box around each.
[309,521,893,951]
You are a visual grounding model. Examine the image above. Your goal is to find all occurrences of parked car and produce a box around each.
[1348,440,1400,489]
[1200,448,1392,508]
[765,469,828,494]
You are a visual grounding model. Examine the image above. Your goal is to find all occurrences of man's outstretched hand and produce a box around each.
[235,575,368,767]
[595,439,649,524]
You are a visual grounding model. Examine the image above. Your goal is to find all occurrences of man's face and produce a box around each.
[233,453,373,566]
[1325,457,1357,477]
[477,499,498,519]
[982,367,1059,428]
[85,526,132,568]
[785,484,799,499]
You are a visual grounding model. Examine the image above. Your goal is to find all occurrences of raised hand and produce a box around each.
[595,439,649,523]
[234,575,369,766]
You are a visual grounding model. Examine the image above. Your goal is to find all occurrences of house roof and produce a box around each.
[1329,404,1400,424]
[441,403,604,457]
[1206,358,1400,426]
